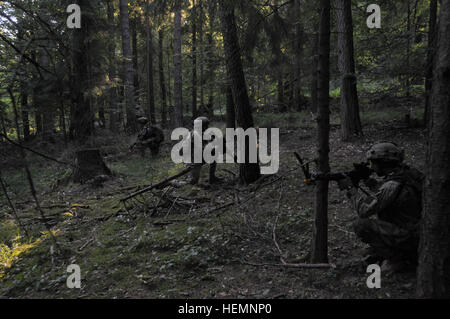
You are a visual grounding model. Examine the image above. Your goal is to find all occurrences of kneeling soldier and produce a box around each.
[338,142,424,272]
[135,117,165,157]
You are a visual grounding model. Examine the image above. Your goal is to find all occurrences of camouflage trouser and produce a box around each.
[189,162,217,184]
[137,141,160,157]
[352,219,419,262]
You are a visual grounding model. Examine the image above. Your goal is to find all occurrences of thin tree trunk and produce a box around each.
[192,0,198,118]
[131,19,140,103]
[311,0,331,264]
[30,50,42,136]
[167,45,174,127]
[120,0,137,133]
[424,0,438,128]
[310,24,319,114]
[21,84,30,141]
[336,0,362,141]
[58,85,67,145]
[292,0,303,111]
[40,49,54,141]
[417,0,450,298]
[207,1,217,119]
[173,1,183,127]
[277,66,285,112]
[158,29,168,128]
[219,0,261,185]
[199,0,205,115]
[107,0,119,132]
[207,33,215,118]
[406,0,411,97]
[146,3,156,124]
[98,99,105,128]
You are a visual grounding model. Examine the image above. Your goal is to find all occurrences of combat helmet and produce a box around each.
[366,142,404,163]
[194,116,210,125]
[193,116,210,130]
[137,117,149,125]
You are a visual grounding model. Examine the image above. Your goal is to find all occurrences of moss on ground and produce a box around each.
[0,107,425,298]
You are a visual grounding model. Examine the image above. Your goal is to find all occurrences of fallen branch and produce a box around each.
[152,186,172,216]
[120,166,195,202]
[79,237,94,251]
[240,259,336,269]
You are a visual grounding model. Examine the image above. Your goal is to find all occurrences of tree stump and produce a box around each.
[73,149,112,184]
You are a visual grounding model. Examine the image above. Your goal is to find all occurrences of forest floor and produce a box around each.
[0,104,426,299]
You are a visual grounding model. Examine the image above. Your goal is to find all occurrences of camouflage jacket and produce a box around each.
[348,165,424,231]
[138,124,164,145]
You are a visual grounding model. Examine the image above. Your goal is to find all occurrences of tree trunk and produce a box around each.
[173,1,184,127]
[336,0,362,141]
[207,33,215,119]
[199,0,205,115]
[73,149,112,184]
[40,50,54,141]
[146,3,156,124]
[207,0,217,119]
[311,0,331,264]
[107,0,119,133]
[119,0,137,133]
[192,0,198,119]
[131,18,140,104]
[292,0,303,111]
[167,45,174,127]
[219,1,261,185]
[72,0,93,142]
[21,84,30,141]
[310,26,319,114]
[58,86,67,145]
[226,84,235,129]
[424,0,438,129]
[98,99,105,128]
[417,0,450,298]
[158,29,168,128]
[406,0,411,97]
[277,70,285,112]
[30,51,42,136]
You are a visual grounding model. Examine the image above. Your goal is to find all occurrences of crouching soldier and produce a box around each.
[134,117,165,157]
[337,142,424,273]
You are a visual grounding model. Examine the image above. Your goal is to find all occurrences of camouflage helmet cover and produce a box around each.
[366,142,404,162]
[137,117,149,125]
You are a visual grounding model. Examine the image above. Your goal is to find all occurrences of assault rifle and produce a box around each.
[293,152,374,187]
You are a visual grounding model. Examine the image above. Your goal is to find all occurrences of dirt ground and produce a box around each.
[0,109,426,299]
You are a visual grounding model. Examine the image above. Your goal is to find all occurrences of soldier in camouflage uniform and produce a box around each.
[185,116,221,185]
[134,117,165,157]
[338,142,424,272]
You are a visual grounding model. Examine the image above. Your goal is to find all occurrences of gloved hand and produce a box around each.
[337,176,353,190]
